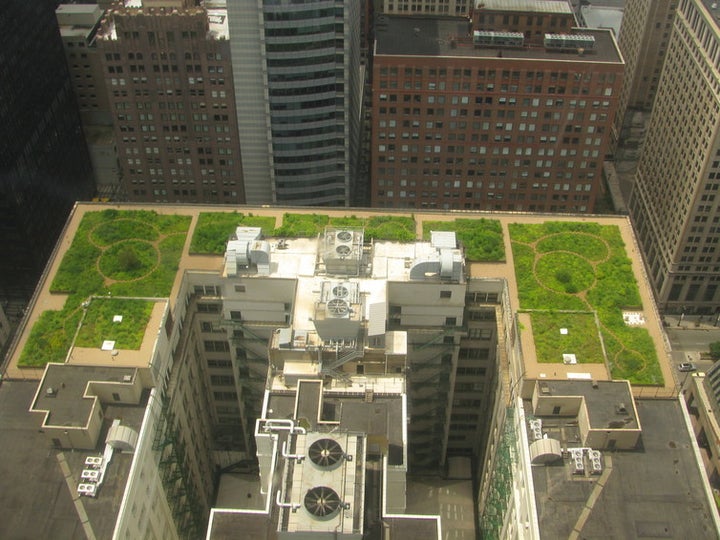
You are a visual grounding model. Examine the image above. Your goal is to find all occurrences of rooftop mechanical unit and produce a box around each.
[473,30,524,48]
[544,33,595,51]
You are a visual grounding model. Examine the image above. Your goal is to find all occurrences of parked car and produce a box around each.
[678,362,697,372]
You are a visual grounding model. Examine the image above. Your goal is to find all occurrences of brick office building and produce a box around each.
[97,1,245,204]
[370,11,624,212]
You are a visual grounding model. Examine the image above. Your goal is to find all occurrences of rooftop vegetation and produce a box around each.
[273,213,417,242]
[510,221,662,385]
[75,298,155,350]
[422,218,504,261]
[530,311,605,364]
[19,209,189,367]
[189,212,276,254]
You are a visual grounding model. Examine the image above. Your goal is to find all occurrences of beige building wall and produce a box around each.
[629,0,720,313]
[615,0,676,142]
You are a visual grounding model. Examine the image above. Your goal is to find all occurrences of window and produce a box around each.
[204,340,229,353]
[213,391,238,401]
[234,284,246,293]
[197,302,220,313]
[194,284,220,296]
[445,317,457,326]
[230,310,242,321]
[440,290,452,299]
[112,393,121,401]
[210,375,234,386]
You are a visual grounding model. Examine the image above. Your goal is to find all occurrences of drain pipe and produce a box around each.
[276,490,301,512]
[282,440,305,463]
[262,418,306,435]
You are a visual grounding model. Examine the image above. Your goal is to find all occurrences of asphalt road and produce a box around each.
[662,315,720,387]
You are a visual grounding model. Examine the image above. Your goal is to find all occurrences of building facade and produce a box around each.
[97,0,246,204]
[371,13,624,212]
[226,0,362,206]
[614,0,677,143]
[0,0,95,302]
[629,0,720,313]
[379,0,472,16]
[56,3,121,194]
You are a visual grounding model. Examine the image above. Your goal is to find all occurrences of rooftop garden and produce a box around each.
[422,218,504,261]
[75,298,155,350]
[510,221,662,385]
[19,209,189,367]
[189,212,276,255]
[530,311,605,364]
[191,212,418,253]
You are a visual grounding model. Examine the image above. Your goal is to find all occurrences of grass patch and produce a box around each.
[510,221,662,385]
[422,218,504,261]
[536,252,595,294]
[75,298,154,350]
[19,209,189,367]
[530,311,605,364]
[273,213,417,242]
[190,212,276,255]
[274,213,330,237]
[99,240,158,281]
[365,216,416,242]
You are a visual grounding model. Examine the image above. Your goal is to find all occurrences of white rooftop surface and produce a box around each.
[207,9,229,40]
[372,241,442,280]
[477,0,573,14]
[580,5,623,36]
[268,238,319,278]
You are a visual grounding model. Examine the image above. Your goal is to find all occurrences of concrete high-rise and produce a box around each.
[613,0,677,143]
[629,0,720,313]
[0,0,95,302]
[56,3,121,196]
[227,0,363,206]
[96,0,246,204]
[371,5,624,212]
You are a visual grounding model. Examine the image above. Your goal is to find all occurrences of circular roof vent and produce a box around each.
[308,438,344,468]
[304,486,341,519]
[335,244,352,257]
[332,285,349,298]
[327,299,349,317]
[336,230,353,242]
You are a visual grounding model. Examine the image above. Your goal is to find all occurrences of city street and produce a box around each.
[662,314,720,387]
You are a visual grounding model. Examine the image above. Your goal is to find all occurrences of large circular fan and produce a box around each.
[336,230,353,242]
[308,438,344,468]
[326,298,349,316]
[304,486,341,518]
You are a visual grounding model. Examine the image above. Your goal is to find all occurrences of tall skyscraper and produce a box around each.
[629,0,720,313]
[56,3,121,195]
[370,5,624,212]
[96,0,246,204]
[613,0,676,143]
[0,0,95,301]
[227,0,362,206]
